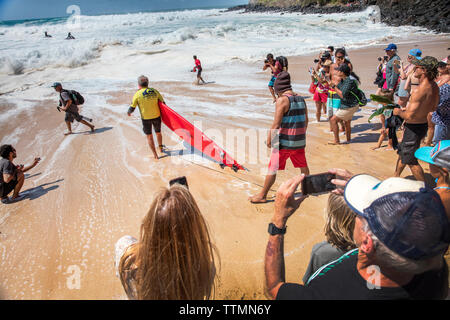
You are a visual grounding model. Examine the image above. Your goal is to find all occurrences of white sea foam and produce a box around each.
[0,7,432,130]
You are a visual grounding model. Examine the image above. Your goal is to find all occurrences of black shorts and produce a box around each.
[1,180,18,198]
[397,123,428,165]
[142,117,162,135]
[197,67,202,77]
[65,111,83,123]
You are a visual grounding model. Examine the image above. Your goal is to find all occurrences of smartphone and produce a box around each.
[302,173,336,195]
[169,176,188,189]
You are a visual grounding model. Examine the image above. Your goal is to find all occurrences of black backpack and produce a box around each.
[62,89,85,105]
[350,83,368,106]
[276,56,288,71]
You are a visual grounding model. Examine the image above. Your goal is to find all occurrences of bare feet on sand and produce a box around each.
[90,126,95,133]
[64,131,73,136]
[249,194,267,204]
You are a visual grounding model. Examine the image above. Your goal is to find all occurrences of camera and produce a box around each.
[264,59,269,64]
[314,59,320,63]
[378,57,382,61]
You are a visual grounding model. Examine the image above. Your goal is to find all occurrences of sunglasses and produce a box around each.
[336,56,345,60]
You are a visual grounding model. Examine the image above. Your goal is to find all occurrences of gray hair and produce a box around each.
[360,218,442,275]
[138,75,149,87]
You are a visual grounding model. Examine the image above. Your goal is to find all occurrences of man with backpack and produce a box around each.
[52,82,95,135]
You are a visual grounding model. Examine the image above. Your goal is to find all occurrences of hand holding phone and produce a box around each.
[301,173,336,195]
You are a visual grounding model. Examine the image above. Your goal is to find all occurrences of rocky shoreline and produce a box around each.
[226,1,449,34]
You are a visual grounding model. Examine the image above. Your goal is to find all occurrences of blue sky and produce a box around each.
[0,0,248,21]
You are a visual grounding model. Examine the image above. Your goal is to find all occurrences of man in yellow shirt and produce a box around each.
[128,75,165,159]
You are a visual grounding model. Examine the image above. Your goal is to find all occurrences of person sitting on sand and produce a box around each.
[66,32,75,40]
[1,145,40,204]
[265,172,449,300]
[302,193,356,284]
[52,82,95,135]
[328,64,360,145]
[128,75,165,160]
[393,57,440,182]
[192,55,206,85]
[264,53,282,103]
[114,184,218,299]
[415,140,450,220]
[249,71,309,204]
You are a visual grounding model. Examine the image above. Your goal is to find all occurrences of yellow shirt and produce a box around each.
[130,88,164,120]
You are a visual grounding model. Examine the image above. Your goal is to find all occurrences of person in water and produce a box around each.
[44,31,52,38]
[66,32,75,40]
[192,55,206,85]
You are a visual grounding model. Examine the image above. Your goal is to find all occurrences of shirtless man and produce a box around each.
[393,56,440,182]
[264,54,282,103]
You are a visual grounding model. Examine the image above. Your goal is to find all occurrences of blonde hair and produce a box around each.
[324,194,357,252]
[120,185,218,300]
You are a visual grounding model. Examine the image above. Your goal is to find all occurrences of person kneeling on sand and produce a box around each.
[393,56,440,182]
[1,145,40,204]
[302,192,356,284]
[249,71,309,204]
[114,184,218,300]
[52,82,95,135]
[265,171,449,300]
[128,75,165,160]
[328,64,360,145]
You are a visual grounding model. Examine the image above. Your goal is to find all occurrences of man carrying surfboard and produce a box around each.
[128,75,165,160]
[249,71,310,204]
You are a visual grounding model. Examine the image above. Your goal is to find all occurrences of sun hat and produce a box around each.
[344,174,449,260]
[415,140,450,170]
[384,43,397,51]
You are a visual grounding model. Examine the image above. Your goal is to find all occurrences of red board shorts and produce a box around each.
[313,91,328,103]
[268,148,307,173]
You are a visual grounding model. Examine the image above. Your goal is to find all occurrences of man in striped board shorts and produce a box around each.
[250,71,310,203]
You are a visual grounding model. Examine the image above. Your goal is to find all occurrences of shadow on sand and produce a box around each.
[72,126,114,135]
[21,179,63,201]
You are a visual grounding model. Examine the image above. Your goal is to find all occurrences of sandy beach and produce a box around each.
[0,34,449,299]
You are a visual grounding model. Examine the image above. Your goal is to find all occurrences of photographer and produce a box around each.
[264,171,449,300]
[263,53,282,103]
[1,144,40,204]
[374,56,388,94]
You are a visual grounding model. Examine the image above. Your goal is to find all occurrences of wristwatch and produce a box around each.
[268,223,287,235]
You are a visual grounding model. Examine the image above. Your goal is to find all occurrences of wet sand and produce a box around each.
[0,35,449,299]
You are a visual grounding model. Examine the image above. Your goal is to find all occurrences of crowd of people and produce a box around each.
[1,41,449,300]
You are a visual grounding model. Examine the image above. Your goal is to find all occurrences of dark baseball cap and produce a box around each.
[344,175,450,260]
[51,82,62,88]
[384,43,397,51]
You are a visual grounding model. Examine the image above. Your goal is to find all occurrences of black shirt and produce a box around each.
[276,249,448,300]
[0,158,16,185]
